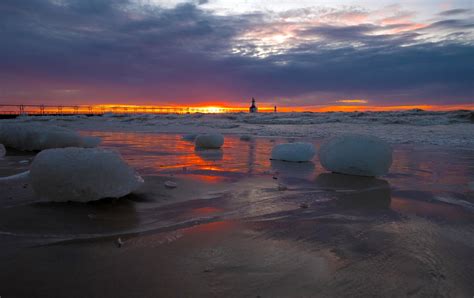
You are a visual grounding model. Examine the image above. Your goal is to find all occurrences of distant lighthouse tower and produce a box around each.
[249,97,258,113]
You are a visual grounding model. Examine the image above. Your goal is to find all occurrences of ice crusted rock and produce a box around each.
[0,123,101,151]
[270,142,316,162]
[30,148,143,202]
[319,134,392,176]
[0,144,5,158]
[195,133,224,149]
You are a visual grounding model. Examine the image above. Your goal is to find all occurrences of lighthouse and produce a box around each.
[249,97,258,113]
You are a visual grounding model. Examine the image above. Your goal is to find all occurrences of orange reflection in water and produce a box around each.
[181,221,236,234]
[86,132,277,183]
[84,131,473,198]
[190,207,223,216]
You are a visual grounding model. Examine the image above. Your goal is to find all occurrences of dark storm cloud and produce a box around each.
[0,0,473,106]
[428,19,474,29]
[438,8,471,16]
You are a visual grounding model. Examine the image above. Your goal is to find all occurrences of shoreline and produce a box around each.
[1,111,473,148]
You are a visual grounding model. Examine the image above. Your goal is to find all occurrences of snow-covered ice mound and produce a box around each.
[0,123,100,151]
[195,133,224,149]
[270,142,316,162]
[319,134,392,176]
[30,148,144,202]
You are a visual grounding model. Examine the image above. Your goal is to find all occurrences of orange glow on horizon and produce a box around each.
[274,104,474,112]
[94,103,473,113]
[0,103,472,115]
[336,99,369,104]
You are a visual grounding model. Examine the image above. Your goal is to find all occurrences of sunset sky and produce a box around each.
[0,0,473,109]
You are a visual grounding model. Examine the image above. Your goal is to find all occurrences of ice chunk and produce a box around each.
[0,143,5,158]
[0,123,101,151]
[195,133,224,149]
[319,134,392,176]
[270,142,316,162]
[30,148,144,202]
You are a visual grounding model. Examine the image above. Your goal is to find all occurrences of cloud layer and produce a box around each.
[0,0,473,107]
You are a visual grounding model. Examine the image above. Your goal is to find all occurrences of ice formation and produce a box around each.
[0,123,101,151]
[30,148,144,202]
[0,144,5,158]
[270,142,316,162]
[195,133,224,149]
[319,134,392,176]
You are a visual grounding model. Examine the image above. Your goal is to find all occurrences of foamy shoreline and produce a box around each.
[2,110,473,147]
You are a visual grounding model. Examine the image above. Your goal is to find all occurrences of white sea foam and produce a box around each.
[2,110,473,147]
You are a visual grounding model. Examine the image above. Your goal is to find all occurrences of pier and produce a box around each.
[0,104,275,118]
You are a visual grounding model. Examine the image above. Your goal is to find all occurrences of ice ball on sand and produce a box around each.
[30,148,144,202]
[195,133,224,149]
[0,123,101,151]
[270,142,316,162]
[319,134,392,177]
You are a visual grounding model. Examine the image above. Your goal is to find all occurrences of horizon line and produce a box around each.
[0,103,473,114]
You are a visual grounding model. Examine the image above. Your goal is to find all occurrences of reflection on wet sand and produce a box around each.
[271,160,316,180]
[315,173,391,209]
[194,148,223,161]
[88,132,277,182]
[391,191,474,221]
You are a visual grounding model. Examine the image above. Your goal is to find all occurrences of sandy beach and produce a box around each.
[1,125,473,297]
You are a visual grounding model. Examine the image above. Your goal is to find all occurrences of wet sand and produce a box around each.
[0,132,473,297]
